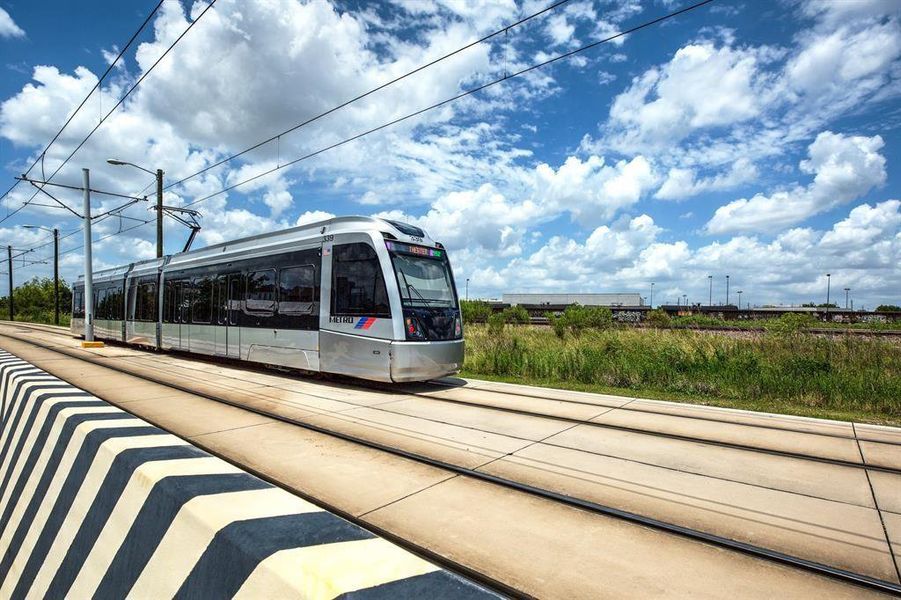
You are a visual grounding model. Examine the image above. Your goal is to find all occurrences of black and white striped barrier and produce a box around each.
[0,349,500,599]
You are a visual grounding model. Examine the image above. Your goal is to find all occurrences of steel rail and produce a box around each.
[0,329,521,600]
[6,321,900,469]
[416,377,901,446]
[0,328,898,596]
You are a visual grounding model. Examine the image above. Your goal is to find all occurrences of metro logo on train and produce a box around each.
[71,217,464,382]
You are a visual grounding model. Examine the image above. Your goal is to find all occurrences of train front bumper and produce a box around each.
[390,339,464,382]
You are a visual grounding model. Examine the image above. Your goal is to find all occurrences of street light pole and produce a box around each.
[108,159,163,257]
[650,282,655,309]
[737,290,743,311]
[844,287,850,310]
[825,273,831,317]
[707,275,712,307]
[465,278,470,301]
[726,275,730,306]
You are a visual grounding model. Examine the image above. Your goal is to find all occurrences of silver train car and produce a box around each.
[71,216,464,382]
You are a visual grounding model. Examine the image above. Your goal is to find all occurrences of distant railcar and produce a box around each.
[71,216,463,382]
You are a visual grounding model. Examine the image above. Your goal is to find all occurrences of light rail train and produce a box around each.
[71,216,464,382]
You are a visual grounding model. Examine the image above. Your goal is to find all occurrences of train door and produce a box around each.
[214,274,240,358]
[224,274,241,358]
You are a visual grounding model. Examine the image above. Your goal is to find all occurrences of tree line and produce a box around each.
[0,276,72,324]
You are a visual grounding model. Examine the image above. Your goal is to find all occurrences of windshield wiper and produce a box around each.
[399,271,441,305]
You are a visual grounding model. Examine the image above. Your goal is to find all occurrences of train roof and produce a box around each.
[78,216,432,283]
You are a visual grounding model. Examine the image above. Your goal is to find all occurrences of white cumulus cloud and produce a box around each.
[0,7,25,39]
[705,131,886,234]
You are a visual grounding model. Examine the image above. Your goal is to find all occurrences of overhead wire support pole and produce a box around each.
[53,228,59,326]
[156,168,164,258]
[6,245,12,321]
[82,169,94,343]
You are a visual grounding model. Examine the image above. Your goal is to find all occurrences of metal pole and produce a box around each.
[650,282,654,309]
[156,169,164,258]
[726,275,730,306]
[825,273,831,316]
[707,275,712,307]
[53,228,59,325]
[465,278,469,301]
[7,245,12,321]
[844,288,850,309]
[83,168,94,342]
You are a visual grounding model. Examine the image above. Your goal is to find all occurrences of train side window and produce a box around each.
[331,243,390,317]
[140,283,156,321]
[127,283,138,321]
[193,277,213,323]
[163,281,174,323]
[228,274,241,324]
[113,287,124,320]
[177,281,191,323]
[279,266,315,315]
[98,289,108,319]
[73,290,83,318]
[246,269,276,314]
[216,276,227,324]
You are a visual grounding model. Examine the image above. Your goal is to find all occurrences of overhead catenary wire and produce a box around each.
[9,0,579,257]
[0,1,165,212]
[0,0,217,225]
[13,0,716,267]
[184,0,716,208]
[164,0,575,191]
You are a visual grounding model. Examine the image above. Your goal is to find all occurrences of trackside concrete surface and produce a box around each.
[0,349,500,599]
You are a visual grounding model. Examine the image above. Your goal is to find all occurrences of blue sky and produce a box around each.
[0,0,899,308]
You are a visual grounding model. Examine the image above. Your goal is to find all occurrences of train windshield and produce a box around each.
[388,244,456,308]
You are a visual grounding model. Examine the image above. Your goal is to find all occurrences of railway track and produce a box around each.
[15,321,897,476]
[0,324,898,596]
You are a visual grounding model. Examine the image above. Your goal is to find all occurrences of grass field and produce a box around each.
[462,323,901,426]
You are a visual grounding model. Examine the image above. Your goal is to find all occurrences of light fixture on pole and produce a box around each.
[107,158,164,258]
[23,225,60,325]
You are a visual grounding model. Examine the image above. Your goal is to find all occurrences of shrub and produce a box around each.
[487,312,506,335]
[460,300,493,323]
[767,312,816,336]
[502,305,531,324]
[646,309,671,327]
[546,312,567,338]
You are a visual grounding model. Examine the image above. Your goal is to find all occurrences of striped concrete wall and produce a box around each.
[0,350,499,599]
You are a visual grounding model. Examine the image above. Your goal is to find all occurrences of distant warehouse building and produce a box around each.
[502,293,644,307]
